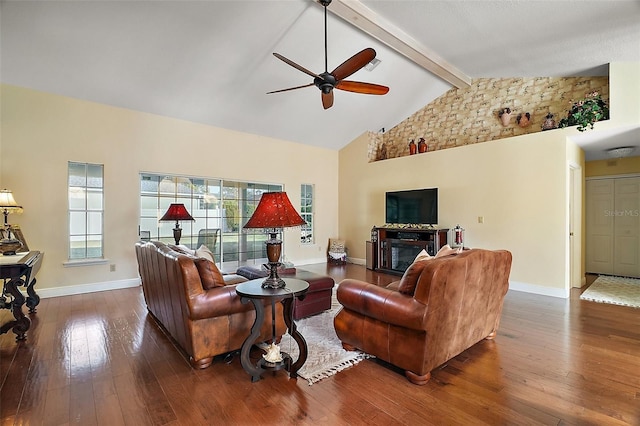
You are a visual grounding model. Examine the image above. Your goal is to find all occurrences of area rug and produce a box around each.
[580,275,640,308]
[275,292,373,385]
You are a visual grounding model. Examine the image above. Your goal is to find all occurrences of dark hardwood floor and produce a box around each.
[1,264,639,425]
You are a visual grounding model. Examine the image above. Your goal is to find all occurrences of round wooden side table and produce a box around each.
[235,278,309,382]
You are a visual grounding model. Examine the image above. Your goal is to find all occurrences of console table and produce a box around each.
[236,278,309,382]
[0,251,43,341]
[370,227,448,275]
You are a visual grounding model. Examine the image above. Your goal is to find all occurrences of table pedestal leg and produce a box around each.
[0,278,31,341]
[26,277,40,314]
[239,297,265,382]
[284,295,307,378]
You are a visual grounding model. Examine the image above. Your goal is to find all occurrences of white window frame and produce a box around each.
[67,161,104,262]
[139,172,283,272]
[300,184,314,244]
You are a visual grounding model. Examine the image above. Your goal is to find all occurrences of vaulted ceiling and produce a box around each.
[2,0,639,160]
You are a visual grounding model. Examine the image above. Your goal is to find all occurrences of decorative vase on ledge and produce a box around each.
[542,113,557,131]
[418,138,427,153]
[498,108,512,127]
[409,139,417,155]
[517,112,531,128]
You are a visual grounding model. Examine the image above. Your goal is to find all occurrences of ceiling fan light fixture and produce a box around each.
[606,146,636,158]
[364,58,381,71]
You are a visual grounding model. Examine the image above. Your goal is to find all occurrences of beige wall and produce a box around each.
[1,85,338,295]
[340,128,574,297]
[585,155,640,177]
[339,62,640,298]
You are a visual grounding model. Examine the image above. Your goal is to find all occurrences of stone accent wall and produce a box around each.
[368,77,609,162]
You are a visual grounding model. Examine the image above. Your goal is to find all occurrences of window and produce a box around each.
[140,173,282,271]
[68,162,104,260]
[300,184,314,244]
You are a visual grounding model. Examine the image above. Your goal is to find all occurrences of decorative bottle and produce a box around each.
[418,138,427,153]
[542,113,557,131]
[409,139,417,155]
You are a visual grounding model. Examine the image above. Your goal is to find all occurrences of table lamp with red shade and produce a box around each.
[243,192,306,289]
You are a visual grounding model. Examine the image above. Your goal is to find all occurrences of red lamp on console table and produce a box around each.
[159,203,194,245]
[243,192,306,289]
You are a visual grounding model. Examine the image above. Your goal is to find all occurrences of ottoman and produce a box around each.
[236,266,335,319]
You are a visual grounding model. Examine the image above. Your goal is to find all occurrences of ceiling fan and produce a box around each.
[267,0,389,110]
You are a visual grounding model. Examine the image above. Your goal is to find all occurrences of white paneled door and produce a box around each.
[614,177,640,277]
[586,177,640,278]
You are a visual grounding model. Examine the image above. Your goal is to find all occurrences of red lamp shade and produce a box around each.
[243,192,306,289]
[160,203,194,222]
[159,203,194,245]
[243,192,306,230]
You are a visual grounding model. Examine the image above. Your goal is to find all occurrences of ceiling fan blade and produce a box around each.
[322,91,334,110]
[331,48,377,81]
[273,53,321,80]
[335,80,389,95]
[266,83,314,94]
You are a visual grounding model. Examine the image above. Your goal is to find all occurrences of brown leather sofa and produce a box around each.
[135,241,286,369]
[334,248,512,385]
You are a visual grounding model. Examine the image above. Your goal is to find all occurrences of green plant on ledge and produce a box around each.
[558,91,609,132]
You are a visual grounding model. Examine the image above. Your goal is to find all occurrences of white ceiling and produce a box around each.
[2,0,640,160]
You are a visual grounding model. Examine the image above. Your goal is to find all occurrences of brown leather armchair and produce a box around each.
[135,241,286,369]
[334,248,512,384]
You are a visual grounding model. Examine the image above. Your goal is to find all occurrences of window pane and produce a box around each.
[87,235,103,258]
[87,189,103,210]
[69,212,86,235]
[140,195,158,215]
[68,187,86,210]
[68,162,86,187]
[87,212,103,234]
[69,236,87,259]
[87,164,103,188]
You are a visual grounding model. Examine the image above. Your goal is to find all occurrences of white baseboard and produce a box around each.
[35,277,141,299]
[508,280,569,299]
[31,275,568,300]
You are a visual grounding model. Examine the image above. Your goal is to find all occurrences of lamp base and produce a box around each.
[261,262,286,289]
[173,227,182,245]
[0,239,22,256]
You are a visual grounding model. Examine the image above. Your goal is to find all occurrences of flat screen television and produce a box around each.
[385,188,438,225]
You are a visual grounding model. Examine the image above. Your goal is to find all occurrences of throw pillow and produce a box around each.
[435,244,462,258]
[196,244,216,263]
[413,249,432,263]
[329,239,345,252]
[194,257,226,289]
[170,244,196,256]
[397,261,430,295]
[397,249,433,295]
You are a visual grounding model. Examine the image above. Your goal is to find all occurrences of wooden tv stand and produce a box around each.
[369,226,448,275]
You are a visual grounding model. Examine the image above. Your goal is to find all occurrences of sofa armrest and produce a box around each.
[188,285,253,320]
[337,279,428,331]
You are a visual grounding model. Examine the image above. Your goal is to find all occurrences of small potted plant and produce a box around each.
[558,91,609,132]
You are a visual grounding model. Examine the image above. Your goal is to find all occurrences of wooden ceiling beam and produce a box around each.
[322,0,471,89]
